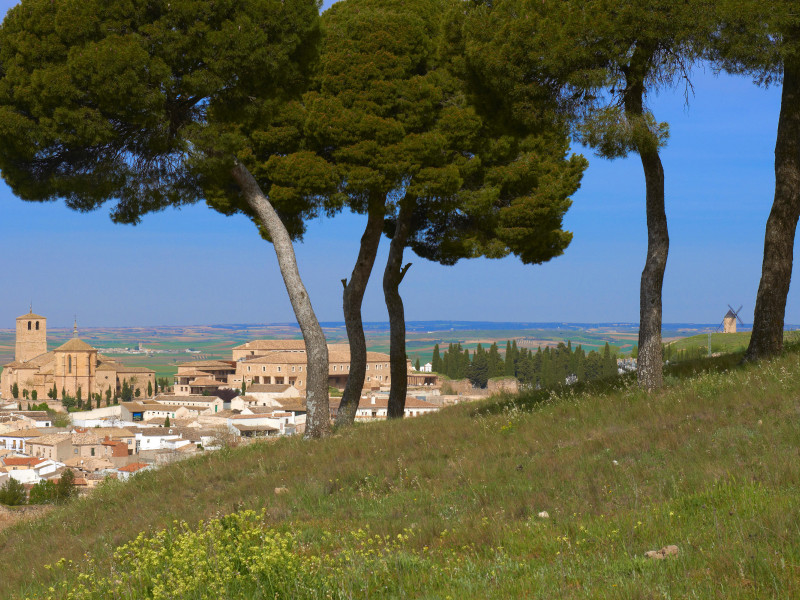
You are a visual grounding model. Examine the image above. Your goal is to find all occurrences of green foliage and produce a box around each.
[31,389,38,402]
[11,383,18,399]
[28,480,57,505]
[56,469,77,504]
[164,416,170,428]
[0,477,26,506]
[147,381,153,398]
[0,0,325,236]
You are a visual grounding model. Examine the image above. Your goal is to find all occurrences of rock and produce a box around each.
[537,511,549,519]
[274,486,289,495]
[645,545,679,559]
[612,460,619,465]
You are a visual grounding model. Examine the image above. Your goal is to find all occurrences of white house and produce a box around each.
[421,363,432,373]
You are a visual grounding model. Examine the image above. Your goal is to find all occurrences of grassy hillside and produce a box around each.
[667,330,800,357]
[3,347,800,598]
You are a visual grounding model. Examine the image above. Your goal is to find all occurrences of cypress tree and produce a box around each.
[432,344,441,373]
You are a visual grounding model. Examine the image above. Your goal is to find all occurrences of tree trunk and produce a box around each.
[335,202,385,428]
[624,47,668,391]
[746,55,800,361]
[384,201,413,419]
[231,161,330,438]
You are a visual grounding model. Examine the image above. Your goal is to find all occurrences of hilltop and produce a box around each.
[1,346,800,598]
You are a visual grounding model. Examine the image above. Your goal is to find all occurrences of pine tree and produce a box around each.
[11,383,18,399]
[147,381,153,397]
[415,358,421,371]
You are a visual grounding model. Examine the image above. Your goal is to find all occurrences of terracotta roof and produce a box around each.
[114,366,155,373]
[176,360,236,369]
[0,428,46,438]
[28,434,71,446]
[242,352,312,365]
[246,384,292,393]
[232,424,278,432]
[2,456,44,467]
[135,428,181,437]
[3,351,55,369]
[233,340,306,351]
[188,378,226,387]
[174,369,213,378]
[96,362,118,371]
[54,338,96,352]
[118,462,150,473]
[72,433,102,445]
[17,312,46,320]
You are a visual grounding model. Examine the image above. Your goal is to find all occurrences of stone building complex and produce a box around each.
[1,310,155,403]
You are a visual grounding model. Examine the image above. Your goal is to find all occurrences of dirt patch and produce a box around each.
[0,504,54,534]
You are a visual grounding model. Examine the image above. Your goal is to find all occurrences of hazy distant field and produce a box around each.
[0,321,728,381]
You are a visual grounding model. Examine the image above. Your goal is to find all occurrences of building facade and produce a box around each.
[1,310,155,403]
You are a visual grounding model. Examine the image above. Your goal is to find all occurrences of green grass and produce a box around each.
[4,346,800,598]
[667,330,800,357]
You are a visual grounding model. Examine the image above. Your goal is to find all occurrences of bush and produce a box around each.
[0,478,26,506]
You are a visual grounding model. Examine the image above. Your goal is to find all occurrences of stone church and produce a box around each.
[1,310,154,403]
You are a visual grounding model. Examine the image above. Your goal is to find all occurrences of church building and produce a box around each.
[1,310,155,404]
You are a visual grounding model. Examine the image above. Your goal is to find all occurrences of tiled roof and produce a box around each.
[54,338,96,352]
[28,434,71,446]
[233,340,306,351]
[17,312,46,320]
[176,360,236,369]
[118,462,150,473]
[0,428,46,438]
[2,456,44,467]
[188,378,226,387]
[246,384,292,393]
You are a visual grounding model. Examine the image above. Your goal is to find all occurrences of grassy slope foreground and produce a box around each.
[2,350,800,598]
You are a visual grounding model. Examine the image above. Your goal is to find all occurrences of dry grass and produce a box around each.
[2,346,800,598]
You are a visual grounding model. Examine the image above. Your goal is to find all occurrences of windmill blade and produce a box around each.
[728,304,736,313]
[736,305,743,314]
[716,320,724,332]
[735,305,744,325]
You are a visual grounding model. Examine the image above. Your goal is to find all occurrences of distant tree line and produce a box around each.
[432,341,619,388]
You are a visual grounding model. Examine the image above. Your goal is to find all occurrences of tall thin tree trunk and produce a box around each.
[335,201,385,428]
[624,47,668,391]
[746,55,800,361]
[231,161,330,438]
[384,200,413,419]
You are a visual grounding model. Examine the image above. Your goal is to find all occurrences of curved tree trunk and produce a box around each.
[231,161,330,438]
[746,56,800,361]
[625,47,668,392]
[384,200,414,419]
[335,201,385,428]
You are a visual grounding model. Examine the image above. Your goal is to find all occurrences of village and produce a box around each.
[0,309,513,499]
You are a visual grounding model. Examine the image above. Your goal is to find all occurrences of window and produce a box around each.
[262,366,266,372]
[247,366,251,372]
[36,321,39,331]
[299,366,302,372]
[277,367,281,372]
[91,448,95,457]
[333,365,337,371]
[68,356,72,373]
[27,321,31,330]
[366,365,369,370]
[292,366,295,372]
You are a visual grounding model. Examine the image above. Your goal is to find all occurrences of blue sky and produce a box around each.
[0,0,790,328]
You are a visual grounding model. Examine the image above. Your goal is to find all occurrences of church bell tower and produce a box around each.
[15,307,47,363]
